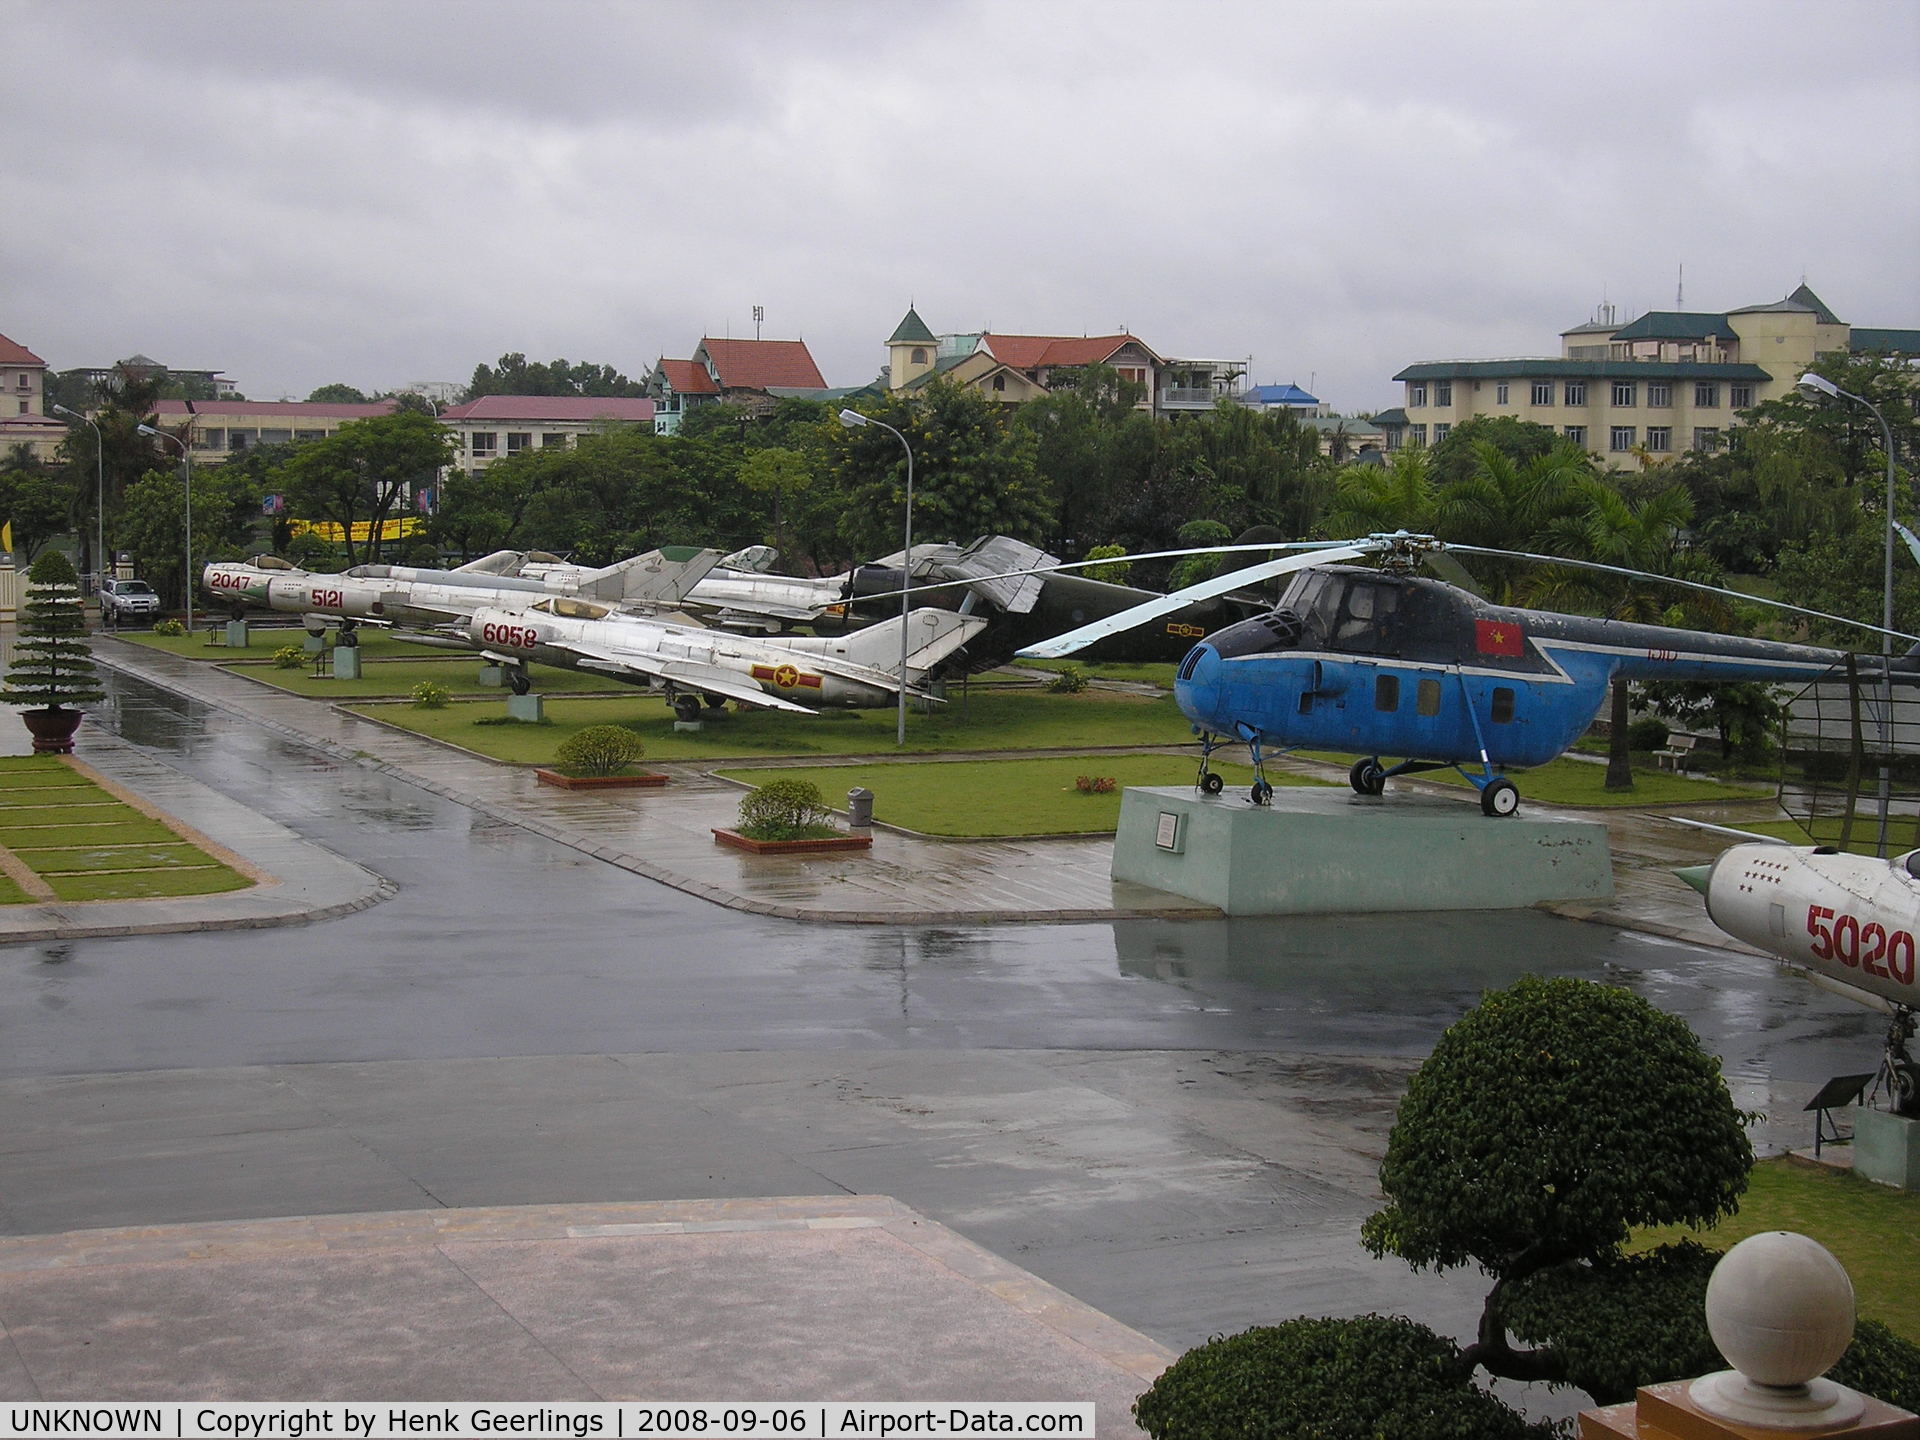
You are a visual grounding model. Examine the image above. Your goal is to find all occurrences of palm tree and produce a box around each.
[1434,440,1593,601]
[1533,480,1697,789]
[1319,447,1436,539]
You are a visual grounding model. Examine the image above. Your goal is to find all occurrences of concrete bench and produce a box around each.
[1654,733,1699,771]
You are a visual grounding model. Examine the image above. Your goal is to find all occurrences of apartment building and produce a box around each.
[1392,284,1919,463]
[0,331,64,462]
[643,337,827,435]
[150,398,399,459]
[440,395,656,470]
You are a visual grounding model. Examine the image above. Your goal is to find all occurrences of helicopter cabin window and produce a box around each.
[1328,577,1399,649]
[1416,677,1441,716]
[1491,687,1516,723]
[1374,674,1400,712]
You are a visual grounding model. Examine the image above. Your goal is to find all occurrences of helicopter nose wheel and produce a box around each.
[1480,778,1520,817]
[1349,759,1387,796]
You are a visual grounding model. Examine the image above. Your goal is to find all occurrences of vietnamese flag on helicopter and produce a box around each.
[1475,618,1526,657]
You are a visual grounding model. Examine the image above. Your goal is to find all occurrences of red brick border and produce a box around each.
[535,769,669,790]
[712,828,873,855]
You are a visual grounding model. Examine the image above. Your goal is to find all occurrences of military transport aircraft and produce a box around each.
[1683,844,1919,1115]
[456,595,986,716]
[1016,531,1919,816]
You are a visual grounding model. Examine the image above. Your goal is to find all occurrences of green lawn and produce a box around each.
[0,756,251,903]
[1733,816,1920,856]
[1634,1157,1920,1340]
[1298,751,1774,808]
[1011,658,1179,689]
[352,688,1194,766]
[112,627,451,662]
[713,754,1332,836]
[229,654,637,700]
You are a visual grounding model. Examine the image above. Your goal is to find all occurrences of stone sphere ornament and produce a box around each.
[1690,1231,1866,1429]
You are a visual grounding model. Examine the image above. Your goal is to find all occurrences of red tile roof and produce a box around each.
[153,399,399,419]
[981,333,1161,370]
[440,396,654,422]
[652,359,720,397]
[697,338,826,390]
[0,333,47,367]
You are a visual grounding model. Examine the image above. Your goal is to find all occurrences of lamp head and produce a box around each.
[837,408,869,429]
[136,424,158,436]
[1796,372,1841,402]
[52,403,76,419]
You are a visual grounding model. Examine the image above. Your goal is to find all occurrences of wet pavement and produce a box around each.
[0,638,1889,1419]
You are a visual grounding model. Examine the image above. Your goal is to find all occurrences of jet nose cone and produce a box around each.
[1674,864,1712,895]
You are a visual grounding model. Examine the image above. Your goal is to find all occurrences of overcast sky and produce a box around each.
[6,0,1917,412]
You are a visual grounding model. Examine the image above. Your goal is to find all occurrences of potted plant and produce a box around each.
[3,550,106,753]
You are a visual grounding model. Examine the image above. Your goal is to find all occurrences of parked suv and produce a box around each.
[99,576,162,625]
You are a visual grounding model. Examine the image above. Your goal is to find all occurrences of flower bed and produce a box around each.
[535,768,669,789]
[711,827,872,855]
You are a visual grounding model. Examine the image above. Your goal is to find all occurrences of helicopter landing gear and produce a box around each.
[1250,779,1273,805]
[1480,777,1520,817]
[1348,758,1387,796]
[1199,772,1224,795]
[1194,732,1227,795]
[507,668,531,697]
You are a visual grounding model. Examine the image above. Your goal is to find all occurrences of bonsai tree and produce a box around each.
[1361,975,1754,1403]
[3,549,105,752]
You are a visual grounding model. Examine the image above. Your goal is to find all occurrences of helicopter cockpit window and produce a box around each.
[1329,579,1399,649]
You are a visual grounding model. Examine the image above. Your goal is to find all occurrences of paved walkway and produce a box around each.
[10,636,1786,949]
[0,1198,1170,1422]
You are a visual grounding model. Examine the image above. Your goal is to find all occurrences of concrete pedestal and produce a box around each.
[332,646,362,680]
[303,632,326,656]
[224,620,249,648]
[507,693,544,723]
[477,664,505,688]
[1853,1107,1920,1191]
[1112,785,1613,916]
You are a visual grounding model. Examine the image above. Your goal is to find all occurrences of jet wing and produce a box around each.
[1016,545,1374,659]
[940,536,1056,615]
[548,635,818,714]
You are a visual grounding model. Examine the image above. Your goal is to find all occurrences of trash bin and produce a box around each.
[847,787,874,830]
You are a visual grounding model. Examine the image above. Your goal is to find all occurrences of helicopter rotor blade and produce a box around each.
[1895,520,1920,570]
[1446,544,1920,646]
[1420,548,1485,597]
[1016,543,1375,659]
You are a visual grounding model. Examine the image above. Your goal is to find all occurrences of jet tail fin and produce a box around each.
[578,548,724,605]
[839,609,988,681]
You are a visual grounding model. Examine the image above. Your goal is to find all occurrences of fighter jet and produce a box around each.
[460,594,987,715]
[201,548,723,637]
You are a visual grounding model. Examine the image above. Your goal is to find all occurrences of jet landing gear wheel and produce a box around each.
[1348,759,1387,796]
[1199,772,1225,796]
[507,670,531,697]
[671,696,701,722]
[1481,778,1520,817]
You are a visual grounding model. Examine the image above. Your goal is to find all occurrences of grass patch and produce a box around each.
[1734,816,1920,856]
[230,655,634,700]
[0,818,179,848]
[353,688,1193,766]
[47,866,251,901]
[0,755,254,904]
[714,754,1331,836]
[1011,659,1178,689]
[1633,1157,1920,1340]
[1298,751,1773,807]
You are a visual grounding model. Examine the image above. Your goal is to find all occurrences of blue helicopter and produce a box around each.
[1018,533,1916,816]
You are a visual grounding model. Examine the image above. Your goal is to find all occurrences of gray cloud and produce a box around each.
[6,0,1916,411]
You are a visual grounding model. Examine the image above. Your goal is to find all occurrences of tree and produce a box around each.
[307,383,370,403]
[1427,415,1563,488]
[116,462,261,609]
[2,549,104,749]
[274,412,456,565]
[464,353,644,400]
[1320,446,1437,538]
[0,445,80,562]
[1361,977,1751,1400]
[736,446,814,560]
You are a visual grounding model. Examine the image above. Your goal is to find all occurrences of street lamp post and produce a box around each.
[838,408,915,747]
[51,404,105,596]
[1796,371,1901,853]
[137,425,193,634]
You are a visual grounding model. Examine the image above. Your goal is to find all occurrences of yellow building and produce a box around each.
[0,331,64,462]
[1393,284,1919,463]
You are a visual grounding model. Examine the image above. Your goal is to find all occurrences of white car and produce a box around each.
[99,576,162,625]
